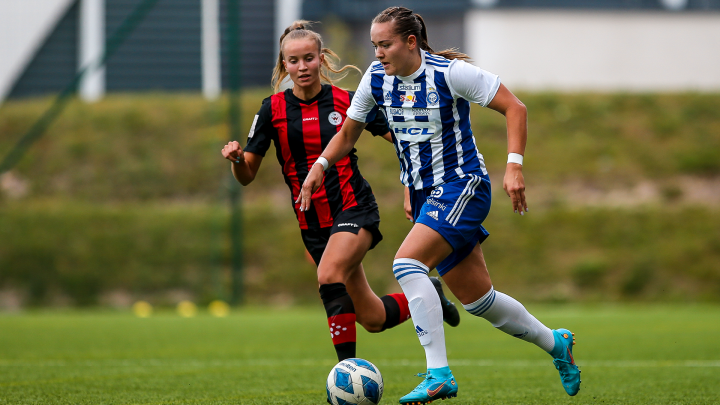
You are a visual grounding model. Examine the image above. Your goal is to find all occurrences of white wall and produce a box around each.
[275,0,302,57]
[79,0,105,102]
[0,0,76,104]
[202,0,220,100]
[465,10,720,92]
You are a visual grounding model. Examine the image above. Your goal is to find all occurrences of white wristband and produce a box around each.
[315,156,329,171]
[507,153,523,166]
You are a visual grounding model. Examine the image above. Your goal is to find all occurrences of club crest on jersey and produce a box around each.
[427,87,439,105]
[328,111,342,125]
[398,83,422,92]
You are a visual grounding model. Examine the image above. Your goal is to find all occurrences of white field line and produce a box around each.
[1,359,719,368]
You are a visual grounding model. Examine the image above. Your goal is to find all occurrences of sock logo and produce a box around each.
[327,314,356,345]
[330,322,348,337]
[415,325,428,337]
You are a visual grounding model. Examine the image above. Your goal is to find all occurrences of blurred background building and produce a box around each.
[2,0,720,106]
[2,1,720,309]
[0,0,279,103]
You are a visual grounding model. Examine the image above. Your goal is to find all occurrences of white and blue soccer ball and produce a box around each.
[326,358,384,405]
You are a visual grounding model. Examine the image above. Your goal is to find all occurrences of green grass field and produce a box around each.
[1,305,719,404]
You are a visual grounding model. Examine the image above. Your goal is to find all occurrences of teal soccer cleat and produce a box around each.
[430,277,460,327]
[550,328,581,396]
[399,367,458,405]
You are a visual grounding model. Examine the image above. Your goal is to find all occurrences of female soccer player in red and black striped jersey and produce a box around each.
[221,21,460,362]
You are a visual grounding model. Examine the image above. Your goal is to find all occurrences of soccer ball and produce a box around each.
[326,358,384,405]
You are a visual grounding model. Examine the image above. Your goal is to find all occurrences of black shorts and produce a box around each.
[300,204,383,266]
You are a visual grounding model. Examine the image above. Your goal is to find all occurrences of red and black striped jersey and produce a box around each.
[244,84,390,230]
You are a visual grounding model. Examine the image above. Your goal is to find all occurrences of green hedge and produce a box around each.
[1,200,718,305]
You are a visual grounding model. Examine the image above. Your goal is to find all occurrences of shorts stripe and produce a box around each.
[446,174,482,226]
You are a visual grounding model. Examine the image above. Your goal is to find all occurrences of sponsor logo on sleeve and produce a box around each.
[247,114,259,139]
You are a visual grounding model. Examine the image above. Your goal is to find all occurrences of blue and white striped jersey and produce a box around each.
[347,51,501,190]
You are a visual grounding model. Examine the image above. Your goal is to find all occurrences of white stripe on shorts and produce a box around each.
[446,174,482,226]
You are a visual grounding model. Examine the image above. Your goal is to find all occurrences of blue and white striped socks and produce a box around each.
[463,287,555,352]
[393,258,448,369]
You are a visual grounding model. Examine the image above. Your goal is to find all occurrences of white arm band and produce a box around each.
[315,156,329,171]
[507,153,524,166]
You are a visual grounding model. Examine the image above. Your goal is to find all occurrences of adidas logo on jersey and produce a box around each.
[427,211,439,220]
[384,92,392,101]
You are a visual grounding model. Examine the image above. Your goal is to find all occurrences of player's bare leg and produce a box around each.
[318,228,386,331]
[317,228,411,360]
[345,263,387,332]
[439,243,491,304]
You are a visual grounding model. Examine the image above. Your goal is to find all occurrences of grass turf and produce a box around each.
[1,305,719,404]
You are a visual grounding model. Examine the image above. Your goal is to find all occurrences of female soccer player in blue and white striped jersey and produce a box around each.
[298,6,581,404]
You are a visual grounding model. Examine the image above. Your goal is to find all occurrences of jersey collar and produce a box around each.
[396,51,426,82]
[285,84,330,105]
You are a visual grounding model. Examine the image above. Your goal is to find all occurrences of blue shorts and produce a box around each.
[410,174,491,276]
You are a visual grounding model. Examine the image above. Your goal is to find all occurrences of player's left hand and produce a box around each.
[296,162,324,212]
[503,163,528,215]
[403,186,413,222]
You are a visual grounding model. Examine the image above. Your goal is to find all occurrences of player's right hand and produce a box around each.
[296,162,324,212]
[221,141,245,163]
